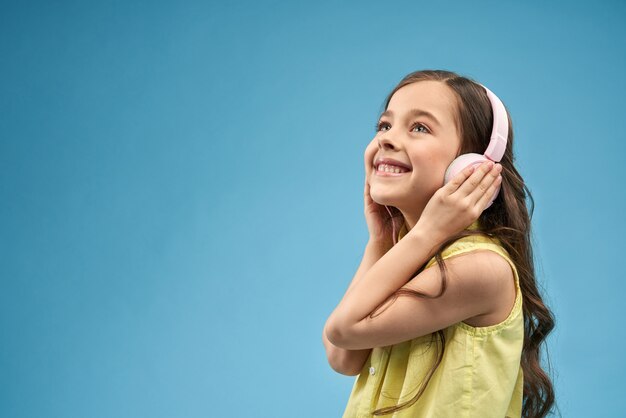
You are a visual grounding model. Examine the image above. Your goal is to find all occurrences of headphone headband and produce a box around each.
[478,83,508,162]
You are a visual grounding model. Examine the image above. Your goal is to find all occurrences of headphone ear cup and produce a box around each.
[444,153,502,210]
[444,153,488,185]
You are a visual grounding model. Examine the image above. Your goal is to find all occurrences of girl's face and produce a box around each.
[369,80,462,213]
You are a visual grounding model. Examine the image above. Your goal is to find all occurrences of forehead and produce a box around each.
[386,81,458,129]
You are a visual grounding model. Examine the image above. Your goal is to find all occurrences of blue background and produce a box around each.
[1,1,624,417]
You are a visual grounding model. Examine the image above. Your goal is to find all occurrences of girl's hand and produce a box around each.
[363,138,395,247]
[412,161,503,245]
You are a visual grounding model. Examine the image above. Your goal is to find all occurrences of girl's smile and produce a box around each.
[375,165,411,177]
[374,157,413,177]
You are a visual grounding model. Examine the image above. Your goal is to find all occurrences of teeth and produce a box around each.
[378,163,409,173]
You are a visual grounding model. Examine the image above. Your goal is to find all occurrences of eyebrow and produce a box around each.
[379,108,442,128]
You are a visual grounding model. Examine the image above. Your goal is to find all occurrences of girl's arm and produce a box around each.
[322,239,389,375]
[325,224,509,350]
[325,227,440,349]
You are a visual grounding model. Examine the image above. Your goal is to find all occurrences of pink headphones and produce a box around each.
[443,83,508,210]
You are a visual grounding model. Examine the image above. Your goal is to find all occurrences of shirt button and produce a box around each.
[369,366,376,375]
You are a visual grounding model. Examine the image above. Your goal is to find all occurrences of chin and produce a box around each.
[370,188,402,207]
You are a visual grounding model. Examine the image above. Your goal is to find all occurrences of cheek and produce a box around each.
[421,153,448,173]
[412,155,449,186]
[408,145,452,179]
[432,149,455,175]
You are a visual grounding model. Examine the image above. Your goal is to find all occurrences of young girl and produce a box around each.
[322,70,556,417]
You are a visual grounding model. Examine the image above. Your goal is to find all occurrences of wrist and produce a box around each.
[409,222,447,252]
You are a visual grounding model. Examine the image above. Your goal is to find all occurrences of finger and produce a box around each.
[453,160,494,197]
[364,141,377,175]
[469,163,502,205]
[364,138,378,160]
[364,178,375,201]
[446,162,480,192]
[476,174,502,210]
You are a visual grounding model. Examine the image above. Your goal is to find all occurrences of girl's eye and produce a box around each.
[374,121,430,134]
[411,122,430,134]
[375,121,390,132]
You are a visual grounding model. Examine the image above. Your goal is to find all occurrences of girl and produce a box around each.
[322,70,556,417]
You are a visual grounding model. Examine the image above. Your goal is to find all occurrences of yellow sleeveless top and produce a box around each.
[342,220,524,418]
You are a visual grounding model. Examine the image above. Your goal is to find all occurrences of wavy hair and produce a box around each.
[367,70,559,418]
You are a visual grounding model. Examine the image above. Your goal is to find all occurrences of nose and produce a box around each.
[378,133,401,151]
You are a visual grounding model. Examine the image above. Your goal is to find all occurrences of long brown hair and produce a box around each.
[368,70,559,417]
